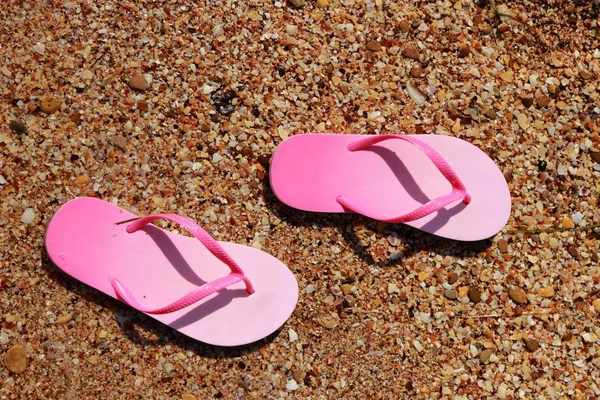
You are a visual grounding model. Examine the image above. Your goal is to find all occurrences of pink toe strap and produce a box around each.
[111,214,254,315]
[336,134,471,223]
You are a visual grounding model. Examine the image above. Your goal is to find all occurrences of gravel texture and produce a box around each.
[1,0,600,398]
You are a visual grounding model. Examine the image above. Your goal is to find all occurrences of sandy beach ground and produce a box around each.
[1,0,600,398]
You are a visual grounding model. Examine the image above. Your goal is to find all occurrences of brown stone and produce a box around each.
[561,332,573,342]
[522,97,534,108]
[288,0,306,8]
[497,239,509,253]
[468,287,481,303]
[70,112,81,124]
[128,74,147,92]
[523,338,539,352]
[457,46,470,58]
[482,106,497,120]
[410,67,424,78]
[537,95,551,108]
[591,152,600,164]
[257,154,271,169]
[40,96,62,113]
[137,100,149,111]
[567,246,579,258]
[399,21,411,33]
[509,287,528,305]
[4,345,27,374]
[113,135,127,150]
[497,23,511,33]
[447,272,458,285]
[401,46,420,60]
[8,120,27,134]
[366,40,381,52]
[479,349,493,363]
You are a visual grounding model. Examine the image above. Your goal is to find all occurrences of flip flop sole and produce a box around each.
[270,134,511,241]
[45,198,298,347]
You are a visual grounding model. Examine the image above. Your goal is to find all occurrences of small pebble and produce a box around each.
[406,81,426,104]
[410,67,424,78]
[399,21,411,33]
[40,96,62,113]
[457,46,469,58]
[497,23,511,33]
[128,74,147,92]
[315,0,328,8]
[286,379,299,391]
[497,239,509,253]
[482,106,497,120]
[320,318,337,329]
[366,40,381,52]
[8,120,27,134]
[561,217,574,229]
[537,95,551,108]
[523,338,539,352]
[499,71,513,83]
[590,152,600,164]
[517,113,529,130]
[447,272,458,285]
[286,25,298,36]
[55,314,72,324]
[538,286,555,298]
[522,97,534,108]
[113,135,127,150]
[592,299,600,312]
[443,289,457,300]
[468,287,481,303]
[288,0,306,8]
[182,394,196,400]
[21,208,35,224]
[567,246,579,258]
[33,43,45,55]
[4,345,27,374]
[257,154,271,168]
[401,46,420,60]
[509,288,528,304]
[479,349,493,363]
[288,329,298,343]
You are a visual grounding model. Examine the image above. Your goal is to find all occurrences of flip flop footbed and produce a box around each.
[270,134,511,241]
[45,198,298,346]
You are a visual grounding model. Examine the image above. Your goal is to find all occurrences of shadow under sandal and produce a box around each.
[45,197,298,347]
[270,133,511,241]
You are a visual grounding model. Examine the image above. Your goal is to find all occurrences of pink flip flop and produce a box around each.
[270,134,511,241]
[45,198,298,346]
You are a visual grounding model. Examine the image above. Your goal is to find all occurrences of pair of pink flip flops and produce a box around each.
[46,133,510,346]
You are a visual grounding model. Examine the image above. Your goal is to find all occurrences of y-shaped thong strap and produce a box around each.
[336,135,471,223]
[111,214,254,315]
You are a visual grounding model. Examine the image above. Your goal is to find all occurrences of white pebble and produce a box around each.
[406,81,426,105]
[413,340,423,352]
[33,43,45,55]
[288,329,298,343]
[572,212,584,225]
[305,284,315,294]
[21,208,35,224]
[286,24,298,35]
[212,153,223,163]
[286,379,299,391]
